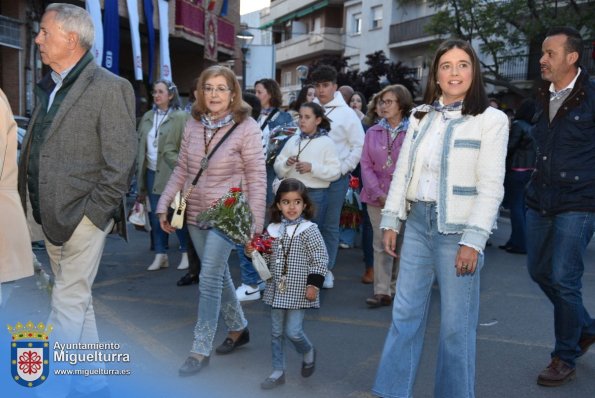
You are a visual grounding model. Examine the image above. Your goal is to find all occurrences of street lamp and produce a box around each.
[296,65,309,88]
[236,29,254,91]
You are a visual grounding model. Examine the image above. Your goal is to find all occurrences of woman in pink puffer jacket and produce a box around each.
[156,65,266,376]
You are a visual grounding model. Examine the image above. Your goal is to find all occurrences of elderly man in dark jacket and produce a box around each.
[525,26,595,387]
[18,4,136,396]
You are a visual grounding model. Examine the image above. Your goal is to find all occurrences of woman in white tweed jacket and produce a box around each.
[372,40,509,398]
[157,66,266,377]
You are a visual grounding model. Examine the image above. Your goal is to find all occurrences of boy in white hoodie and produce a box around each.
[311,65,365,288]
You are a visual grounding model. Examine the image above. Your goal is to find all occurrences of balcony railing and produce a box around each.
[497,42,594,81]
[389,15,434,44]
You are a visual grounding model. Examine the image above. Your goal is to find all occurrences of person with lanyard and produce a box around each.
[245,178,327,390]
[136,79,190,272]
[254,78,294,205]
[311,65,365,289]
[525,26,595,387]
[360,84,413,308]
[156,65,266,377]
[372,39,509,398]
[274,102,341,229]
[231,79,293,302]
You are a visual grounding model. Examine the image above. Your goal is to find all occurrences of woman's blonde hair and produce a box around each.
[191,65,251,123]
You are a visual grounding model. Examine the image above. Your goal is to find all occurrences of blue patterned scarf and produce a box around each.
[299,128,329,140]
[378,118,409,140]
[279,215,304,237]
[200,113,234,130]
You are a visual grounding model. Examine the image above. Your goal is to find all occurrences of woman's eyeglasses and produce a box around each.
[379,99,397,107]
[202,86,231,95]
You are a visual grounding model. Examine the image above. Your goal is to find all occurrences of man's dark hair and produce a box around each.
[310,65,337,84]
[546,26,583,67]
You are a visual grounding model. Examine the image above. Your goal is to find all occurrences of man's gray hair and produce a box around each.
[46,3,94,50]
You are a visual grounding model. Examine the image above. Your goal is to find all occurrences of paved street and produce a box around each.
[2,216,594,398]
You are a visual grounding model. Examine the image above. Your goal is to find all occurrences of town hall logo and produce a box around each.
[7,321,53,387]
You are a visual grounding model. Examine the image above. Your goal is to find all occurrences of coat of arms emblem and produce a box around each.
[8,321,53,387]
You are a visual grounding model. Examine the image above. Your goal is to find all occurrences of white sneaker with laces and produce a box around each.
[323,270,334,289]
[236,283,262,301]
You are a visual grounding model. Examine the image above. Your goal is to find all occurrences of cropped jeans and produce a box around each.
[270,308,312,371]
[188,227,248,356]
[373,202,483,398]
[526,209,595,366]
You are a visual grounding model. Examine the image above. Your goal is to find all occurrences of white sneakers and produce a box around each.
[147,254,169,271]
[236,283,262,302]
[177,253,189,270]
[323,270,334,289]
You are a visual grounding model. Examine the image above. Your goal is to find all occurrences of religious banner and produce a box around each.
[204,11,218,62]
[126,0,143,80]
[102,0,119,74]
[85,0,103,65]
[158,0,173,80]
[143,0,156,83]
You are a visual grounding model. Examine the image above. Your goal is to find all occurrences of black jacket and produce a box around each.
[525,69,595,215]
[507,119,536,170]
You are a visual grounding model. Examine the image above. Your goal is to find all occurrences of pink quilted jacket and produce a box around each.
[156,117,267,232]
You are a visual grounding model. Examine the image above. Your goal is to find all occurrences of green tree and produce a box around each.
[399,0,594,96]
[309,51,419,101]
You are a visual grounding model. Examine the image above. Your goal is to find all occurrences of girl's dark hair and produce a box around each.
[349,91,367,114]
[416,39,488,119]
[255,78,283,108]
[242,92,261,120]
[269,178,316,222]
[291,84,315,112]
[299,102,331,131]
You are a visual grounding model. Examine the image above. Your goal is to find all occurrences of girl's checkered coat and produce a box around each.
[262,221,327,309]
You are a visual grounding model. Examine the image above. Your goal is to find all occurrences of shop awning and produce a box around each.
[260,0,329,29]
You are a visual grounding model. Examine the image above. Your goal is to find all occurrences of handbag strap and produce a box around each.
[259,108,279,131]
[180,122,240,203]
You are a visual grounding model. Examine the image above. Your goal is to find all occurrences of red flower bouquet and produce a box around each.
[196,186,253,244]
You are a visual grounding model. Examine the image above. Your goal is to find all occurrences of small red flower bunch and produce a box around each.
[251,233,275,254]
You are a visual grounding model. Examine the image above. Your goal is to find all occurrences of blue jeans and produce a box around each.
[188,227,248,356]
[270,308,312,371]
[504,170,532,251]
[307,187,328,229]
[146,169,187,253]
[236,244,263,287]
[319,174,349,270]
[526,209,595,366]
[373,202,483,398]
[339,227,357,247]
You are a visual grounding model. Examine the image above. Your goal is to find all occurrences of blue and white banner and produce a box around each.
[85,0,103,65]
[102,0,120,74]
[126,0,143,80]
[158,0,172,81]
[143,0,156,83]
